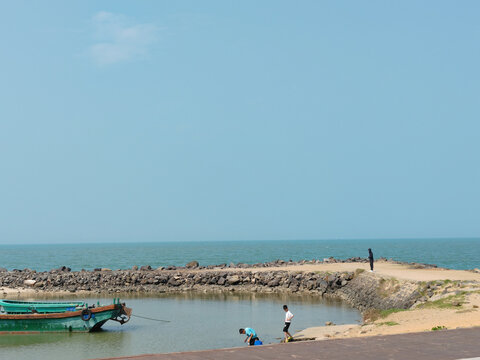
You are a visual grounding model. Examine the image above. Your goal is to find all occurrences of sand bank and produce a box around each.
[199,261,480,282]
[295,283,480,341]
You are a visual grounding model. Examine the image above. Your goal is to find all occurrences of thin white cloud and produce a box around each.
[89,11,158,65]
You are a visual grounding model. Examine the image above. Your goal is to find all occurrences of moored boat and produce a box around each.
[0,298,132,333]
[0,300,86,314]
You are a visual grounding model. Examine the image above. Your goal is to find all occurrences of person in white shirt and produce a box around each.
[283,304,294,342]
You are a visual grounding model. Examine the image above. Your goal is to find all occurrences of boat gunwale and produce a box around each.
[0,300,85,305]
[0,304,119,320]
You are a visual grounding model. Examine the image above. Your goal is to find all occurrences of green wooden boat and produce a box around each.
[0,299,132,333]
[0,300,86,314]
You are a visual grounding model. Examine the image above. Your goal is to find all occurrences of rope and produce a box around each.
[131,314,171,322]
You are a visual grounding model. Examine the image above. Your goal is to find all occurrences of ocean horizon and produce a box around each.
[1,238,478,272]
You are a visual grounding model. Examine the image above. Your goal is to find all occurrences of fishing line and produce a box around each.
[131,314,171,322]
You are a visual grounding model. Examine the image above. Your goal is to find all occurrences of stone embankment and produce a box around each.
[0,258,432,312]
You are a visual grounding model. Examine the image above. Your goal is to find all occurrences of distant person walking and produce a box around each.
[368,248,374,272]
[239,327,260,346]
[283,305,294,342]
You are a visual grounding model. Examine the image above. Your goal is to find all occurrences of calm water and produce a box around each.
[0,238,479,271]
[0,293,361,360]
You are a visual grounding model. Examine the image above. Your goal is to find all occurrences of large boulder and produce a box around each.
[267,278,280,287]
[56,266,71,272]
[186,261,199,269]
[227,275,241,285]
[326,274,338,285]
[289,279,299,291]
[167,277,181,287]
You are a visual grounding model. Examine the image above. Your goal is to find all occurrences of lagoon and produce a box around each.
[0,293,361,360]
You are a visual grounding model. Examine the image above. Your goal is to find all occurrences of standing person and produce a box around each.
[239,327,260,346]
[368,248,374,272]
[283,305,294,342]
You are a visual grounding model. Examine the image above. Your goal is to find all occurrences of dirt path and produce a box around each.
[199,262,480,282]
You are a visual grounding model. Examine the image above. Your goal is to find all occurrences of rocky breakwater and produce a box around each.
[330,270,421,311]
[0,259,423,312]
[0,266,350,296]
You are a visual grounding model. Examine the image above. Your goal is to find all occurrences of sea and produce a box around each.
[0,238,478,272]
[0,238,478,359]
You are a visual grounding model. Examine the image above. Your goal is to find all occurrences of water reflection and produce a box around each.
[0,331,128,348]
[5,290,348,305]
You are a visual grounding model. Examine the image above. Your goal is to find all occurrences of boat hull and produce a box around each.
[0,304,130,333]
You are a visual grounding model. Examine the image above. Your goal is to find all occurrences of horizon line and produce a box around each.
[0,236,479,246]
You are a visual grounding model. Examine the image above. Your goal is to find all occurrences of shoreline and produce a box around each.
[2,258,480,346]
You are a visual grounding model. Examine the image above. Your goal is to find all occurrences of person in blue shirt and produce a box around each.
[239,327,260,345]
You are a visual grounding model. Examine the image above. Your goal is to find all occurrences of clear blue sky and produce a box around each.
[1,1,479,244]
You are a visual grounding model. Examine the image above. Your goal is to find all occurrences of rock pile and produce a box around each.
[0,268,354,295]
[0,258,427,312]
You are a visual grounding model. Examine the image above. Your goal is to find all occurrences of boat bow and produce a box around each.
[111,303,132,325]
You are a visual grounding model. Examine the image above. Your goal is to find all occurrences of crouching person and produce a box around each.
[239,327,261,346]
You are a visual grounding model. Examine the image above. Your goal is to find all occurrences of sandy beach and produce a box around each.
[266,262,480,341]
[295,292,480,340]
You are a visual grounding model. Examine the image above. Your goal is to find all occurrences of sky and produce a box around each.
[0,1,479,244]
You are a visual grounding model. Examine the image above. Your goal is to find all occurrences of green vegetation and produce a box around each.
[363,308,407,323]
[376,321,399,326]
[418,282,429,297]
[439,279,461,287]
[380,308,407,317]
[431,325,447,331]
[420,293,466,309]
